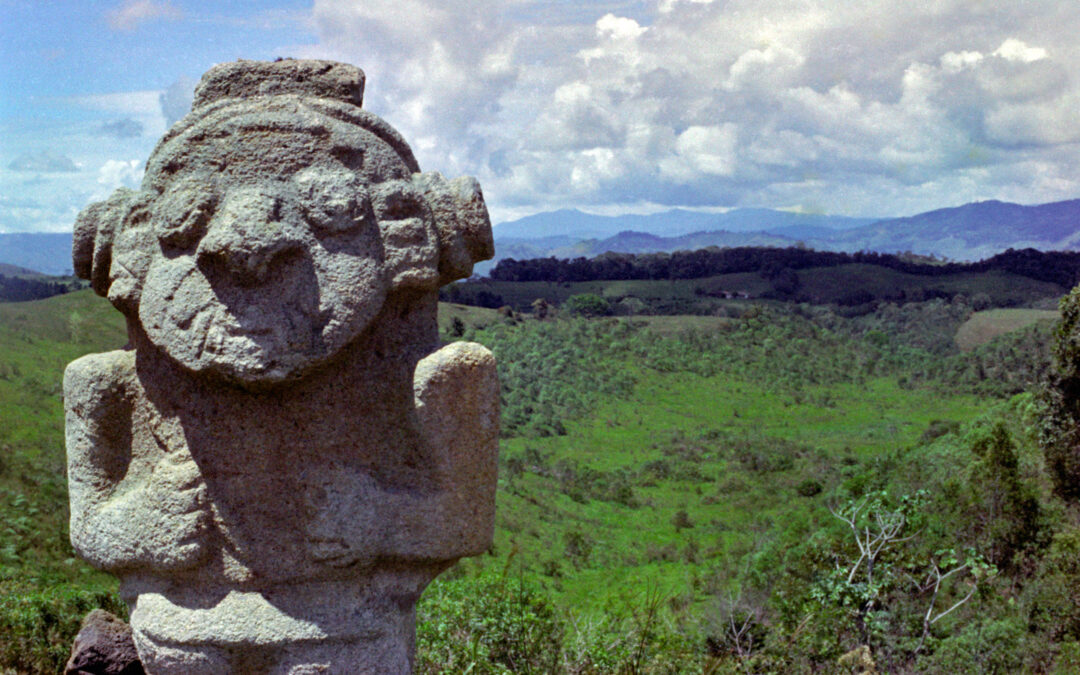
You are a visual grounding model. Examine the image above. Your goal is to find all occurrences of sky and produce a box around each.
[2,0,1080,233]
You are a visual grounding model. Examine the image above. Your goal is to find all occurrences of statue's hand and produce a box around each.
[303,471,380,568]
[128,453,212,570]
[301,341,499,566]
[66,351,212,572]
[406,341,500,557]
[75,452,212,573]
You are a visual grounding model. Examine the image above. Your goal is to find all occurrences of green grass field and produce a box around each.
[493,370,985,614]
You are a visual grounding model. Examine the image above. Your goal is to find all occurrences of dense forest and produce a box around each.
[0,274,73,303]
[489,246,1080,287]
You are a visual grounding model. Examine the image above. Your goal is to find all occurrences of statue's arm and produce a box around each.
[407,340,500,557]
[305,341,498,567]
[65,351,209,572]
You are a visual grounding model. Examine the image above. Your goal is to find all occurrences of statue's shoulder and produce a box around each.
[64,349,136,413]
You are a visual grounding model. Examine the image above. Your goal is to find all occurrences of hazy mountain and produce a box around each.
[1,199,1076,278]
[491,199,1080,265]
[0,233,74,276]
[494,208,875,240]
[567,230,796,255]
[0,262,41,276]
[828,199,1080,260]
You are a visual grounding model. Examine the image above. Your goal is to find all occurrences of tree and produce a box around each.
[563,294,611,317]
[1040,286,1080,500]
[815,491,995,662]
[911,548,996,654]
[449,316,466,337]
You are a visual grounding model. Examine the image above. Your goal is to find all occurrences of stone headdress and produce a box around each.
[73,59,492,312]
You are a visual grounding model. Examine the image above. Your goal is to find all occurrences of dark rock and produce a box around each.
[64,609,144,675]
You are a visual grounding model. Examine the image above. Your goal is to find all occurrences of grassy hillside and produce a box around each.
[0,291,128,671]
[955,308,1060,351]
[2,291,1079,672]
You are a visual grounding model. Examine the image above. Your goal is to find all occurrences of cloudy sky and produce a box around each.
[2,0,1079,233]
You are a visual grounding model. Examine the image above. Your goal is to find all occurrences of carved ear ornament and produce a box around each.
[73,187,140,297]
[413,172,494,286]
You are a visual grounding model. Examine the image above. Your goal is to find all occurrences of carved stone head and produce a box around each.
[73,59,492,386]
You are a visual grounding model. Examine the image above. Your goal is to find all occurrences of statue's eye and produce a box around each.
[295,168,370,234]
[155,192,216,250]
[372,181,425,220]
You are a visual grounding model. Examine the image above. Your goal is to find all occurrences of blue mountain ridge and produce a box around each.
[492,199,1080,263]
[2,198,1079,276]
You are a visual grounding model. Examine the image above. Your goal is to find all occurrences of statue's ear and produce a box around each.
[413,172,494,286]
[73,188,137,297]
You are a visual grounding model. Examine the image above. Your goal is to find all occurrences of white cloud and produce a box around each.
[985,92,1080,147]
[97,160,144,193]
[160,77,197,128]
[294,0,1080,219]
[73,90,169,138]
[669,124,739,178]
[594,13,647,41]
[993,38,1048,63]
[941,51,984,73]
[106,0,182,32]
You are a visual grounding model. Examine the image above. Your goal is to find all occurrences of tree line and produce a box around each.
[489,246,1080,287]
[0,274,72,302]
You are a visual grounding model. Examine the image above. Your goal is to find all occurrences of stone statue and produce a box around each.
[64,59,498,674]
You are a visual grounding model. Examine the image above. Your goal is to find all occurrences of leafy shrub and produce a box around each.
[921,617,1026,675]
[1025,525,1080,642]
[562,293,611,317]
[0,581,126,674]
[416,573,562,674]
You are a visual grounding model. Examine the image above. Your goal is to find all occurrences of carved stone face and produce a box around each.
[116,114,439,385]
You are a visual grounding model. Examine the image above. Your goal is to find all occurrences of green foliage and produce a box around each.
[562,293,611,317]
[921,616,1026,675]
[1040,287,1080,500]
[417,573,563,674]
[0,581,126,673]
[4,289,1079,673]
[416,573,707,673]
[1024,525,1080,643]
[471,318,637,437]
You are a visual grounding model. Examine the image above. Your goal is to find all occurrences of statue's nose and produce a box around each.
[196,188,303,284]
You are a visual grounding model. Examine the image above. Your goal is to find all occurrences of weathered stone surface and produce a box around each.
[64,610,145,675]
[65,58,497,674]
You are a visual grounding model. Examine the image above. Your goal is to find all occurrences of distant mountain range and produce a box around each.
[0,233,73,276]
[488,198,1080,272]
[495,207,876,240]
[2,198,1079,277]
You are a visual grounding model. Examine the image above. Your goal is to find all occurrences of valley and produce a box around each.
[1,273,1077,672]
